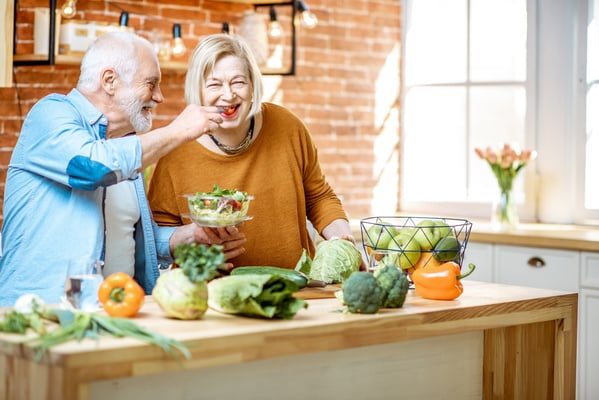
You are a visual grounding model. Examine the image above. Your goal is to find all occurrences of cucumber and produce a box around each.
[231,266,308,289]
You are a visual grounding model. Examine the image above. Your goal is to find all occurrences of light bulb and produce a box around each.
[61,0,77,19]
[172,38,186,57]
[295,1,318,29]
[171,24,187,57]
[269,21,282,38]
[268,6,282,38]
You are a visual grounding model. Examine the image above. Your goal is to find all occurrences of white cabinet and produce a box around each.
[578,252,599,399]
[578,288,599,399]
[493,244,579,292]
[467,242,599,400]
[462,241,494,282]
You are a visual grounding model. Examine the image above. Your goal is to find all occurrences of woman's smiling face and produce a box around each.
[202,55,253,128]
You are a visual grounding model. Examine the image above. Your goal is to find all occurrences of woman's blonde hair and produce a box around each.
[185,34,263,117]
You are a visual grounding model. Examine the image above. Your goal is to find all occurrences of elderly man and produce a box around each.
[0,31,246,306]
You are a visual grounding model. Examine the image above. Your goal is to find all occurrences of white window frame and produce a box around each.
[400,0,598,225]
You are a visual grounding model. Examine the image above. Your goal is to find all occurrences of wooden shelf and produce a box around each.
[13,0,296,75]
[13,54,292,75]
[13,53,187,70]
[212,0,292,3]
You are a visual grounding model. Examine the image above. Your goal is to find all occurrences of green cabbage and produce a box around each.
[308,238,362,284]
[207,274,307,319]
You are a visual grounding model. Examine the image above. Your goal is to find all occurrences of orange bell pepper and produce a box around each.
[97,272,145,317]
[412,261,476,300]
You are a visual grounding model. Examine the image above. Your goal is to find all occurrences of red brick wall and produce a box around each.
[0,0,401,221]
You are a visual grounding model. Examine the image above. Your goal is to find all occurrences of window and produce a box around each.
[401,0,599,225]
[401,0,531,220]
[585,0,599,214]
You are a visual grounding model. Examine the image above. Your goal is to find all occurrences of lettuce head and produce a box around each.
[207,274,307,319]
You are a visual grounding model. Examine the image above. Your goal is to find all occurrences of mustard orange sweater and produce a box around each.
[147,103,348,269]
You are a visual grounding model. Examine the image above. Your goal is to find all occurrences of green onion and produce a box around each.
[0,306,191,362]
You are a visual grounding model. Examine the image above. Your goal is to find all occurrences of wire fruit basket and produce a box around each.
[360,216,473,272]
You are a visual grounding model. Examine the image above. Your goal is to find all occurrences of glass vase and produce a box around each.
[492,189,518,230]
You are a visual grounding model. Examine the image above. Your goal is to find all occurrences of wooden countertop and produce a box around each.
[0,281,574,370]
[467,221,599,251]
[0,281,578,399]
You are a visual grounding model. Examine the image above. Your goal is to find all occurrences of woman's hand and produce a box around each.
[321,219,367,271]
[170,224,247,270]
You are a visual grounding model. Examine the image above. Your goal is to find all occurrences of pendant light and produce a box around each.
[295,1,318,29]
[268,6,282,38]
[171,23,187,57]
[61,0,77,19]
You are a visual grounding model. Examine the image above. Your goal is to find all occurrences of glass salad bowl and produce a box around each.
[184,185,253,228]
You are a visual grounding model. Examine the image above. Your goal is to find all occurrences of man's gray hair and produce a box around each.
[77,31,156,92]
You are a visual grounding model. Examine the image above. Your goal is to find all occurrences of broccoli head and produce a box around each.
[341,272,381,314]
[374,264,409,308]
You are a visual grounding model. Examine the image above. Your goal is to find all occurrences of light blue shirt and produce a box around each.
[0,89,175,306]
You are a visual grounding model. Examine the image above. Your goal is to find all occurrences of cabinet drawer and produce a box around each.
[581,252,599,289]
[494,245,579,292]
[462,242,493,283]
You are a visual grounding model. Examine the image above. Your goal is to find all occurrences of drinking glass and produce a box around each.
[367,250,399,273]
[367,249,413,286]
[64,259,104,311]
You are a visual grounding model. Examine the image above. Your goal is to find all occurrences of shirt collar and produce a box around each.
[66,88,107,131]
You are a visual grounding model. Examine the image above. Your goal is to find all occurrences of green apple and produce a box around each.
[433,236,461,262]
[398,226,417,238]
[365,222,398,249]
[385,233,421,270]
[413,219,454,250]
[433,220,452,241]
[412,220,439,250]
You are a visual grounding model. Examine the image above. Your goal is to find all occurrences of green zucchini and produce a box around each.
[230,266,308,289]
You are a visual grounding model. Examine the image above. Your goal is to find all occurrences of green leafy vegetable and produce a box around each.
[174,243,225,283]
[153,243,224,320]
[294,248,312,276]
[207,274,307,319]
[0,310,32,334]
[197,184,249,201]
[0,299,191,362]
[308,238,362,284]
[30,309,191,362]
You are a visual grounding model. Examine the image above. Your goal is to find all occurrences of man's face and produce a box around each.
[119,86,154,133]
[115,46,163,133]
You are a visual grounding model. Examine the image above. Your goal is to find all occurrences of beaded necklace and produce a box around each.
[208,117,254,155]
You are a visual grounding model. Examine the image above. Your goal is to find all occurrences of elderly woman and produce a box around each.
[148,33,359,270]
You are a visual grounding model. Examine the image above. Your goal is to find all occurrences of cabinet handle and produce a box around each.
[527,256,546,268]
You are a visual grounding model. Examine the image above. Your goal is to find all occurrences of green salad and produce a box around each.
[186,184,253,227]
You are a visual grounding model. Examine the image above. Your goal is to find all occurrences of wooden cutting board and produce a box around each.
[294,284,341,300]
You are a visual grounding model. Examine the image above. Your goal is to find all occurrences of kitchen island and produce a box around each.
[0,281,577,400]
